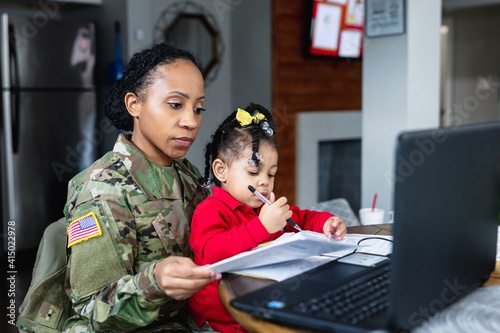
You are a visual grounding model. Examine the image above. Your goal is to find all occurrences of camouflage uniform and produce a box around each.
[63,134,208,332]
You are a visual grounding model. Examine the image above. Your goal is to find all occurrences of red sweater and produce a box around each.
[189,187,333,332]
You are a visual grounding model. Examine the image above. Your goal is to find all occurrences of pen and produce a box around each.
[248,185,302,231]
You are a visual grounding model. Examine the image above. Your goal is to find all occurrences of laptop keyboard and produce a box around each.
[293,265,390,325]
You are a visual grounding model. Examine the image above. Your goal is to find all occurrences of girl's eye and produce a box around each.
[169,102,182,109]
[268,174,276,178]
[194,107,206,114]
[248,171,258,176]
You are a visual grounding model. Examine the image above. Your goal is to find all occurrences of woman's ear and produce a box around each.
[212,158,227,183]
[124,92,140,118]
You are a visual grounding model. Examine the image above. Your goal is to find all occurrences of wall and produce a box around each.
[231,0,271,110]
[272,0,362,205]
[362,0,441,217]
[443,0,500,9]
[443,6,500,126]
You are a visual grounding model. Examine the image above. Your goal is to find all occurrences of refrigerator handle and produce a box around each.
[8,23,19,154]
[1,13,17,244]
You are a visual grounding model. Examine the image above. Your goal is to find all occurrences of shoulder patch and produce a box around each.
[67,212,102,248]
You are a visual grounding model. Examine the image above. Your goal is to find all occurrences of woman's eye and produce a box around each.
[194,107,206,114]
[169,102,182,109]
[248,171,258,176]
[268,174,276,178]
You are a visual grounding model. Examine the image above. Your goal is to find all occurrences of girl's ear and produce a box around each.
[212,158,227,183]
[124,92,140,118]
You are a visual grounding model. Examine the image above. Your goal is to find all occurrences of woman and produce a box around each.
[63,43,220,332]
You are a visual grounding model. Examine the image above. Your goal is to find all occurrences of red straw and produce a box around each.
[371,193,378,212]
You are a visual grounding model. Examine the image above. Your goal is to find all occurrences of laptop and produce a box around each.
[230,121,500,332]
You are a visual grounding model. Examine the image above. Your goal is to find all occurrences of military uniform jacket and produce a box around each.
[63,134,207,332]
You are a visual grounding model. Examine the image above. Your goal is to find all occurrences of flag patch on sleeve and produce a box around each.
[67,212,102,248]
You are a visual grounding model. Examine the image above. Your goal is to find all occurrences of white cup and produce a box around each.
[359,208,385,225]
[387,210,394,224]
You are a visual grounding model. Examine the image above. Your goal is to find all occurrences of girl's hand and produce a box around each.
[259,192,291,233]
[153,256,221,300]
[323,216,347,240]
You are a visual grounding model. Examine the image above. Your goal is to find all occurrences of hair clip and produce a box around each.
[202,177,212,190]
[236,108,266,127]
[260,121,274,137]
[247,152,262,166]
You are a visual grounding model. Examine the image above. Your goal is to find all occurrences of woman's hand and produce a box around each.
[323,216,347,240]
[153,256,221,300]
[259,192,291,233]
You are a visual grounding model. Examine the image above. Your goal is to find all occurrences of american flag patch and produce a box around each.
[67,212,102,248]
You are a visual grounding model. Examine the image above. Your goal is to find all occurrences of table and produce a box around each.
[218,224,500,333]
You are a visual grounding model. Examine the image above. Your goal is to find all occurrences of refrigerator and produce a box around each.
[0,13,97,252]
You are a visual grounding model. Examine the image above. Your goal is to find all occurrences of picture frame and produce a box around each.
[364,0,405,38]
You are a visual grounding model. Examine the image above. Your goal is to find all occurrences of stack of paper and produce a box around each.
[209,231,393,281]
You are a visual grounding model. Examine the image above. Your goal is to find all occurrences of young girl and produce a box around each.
[189,103,347,332]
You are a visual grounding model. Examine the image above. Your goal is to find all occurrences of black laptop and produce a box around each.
[230,122,500,332]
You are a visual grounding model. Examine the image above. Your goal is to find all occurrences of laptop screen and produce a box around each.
[389,121,500,330]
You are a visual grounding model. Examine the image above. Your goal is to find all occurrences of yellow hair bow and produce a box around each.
[236,108,266,127]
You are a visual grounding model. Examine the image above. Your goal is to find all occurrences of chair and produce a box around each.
[307,198,361,227]
[17,217,72,332]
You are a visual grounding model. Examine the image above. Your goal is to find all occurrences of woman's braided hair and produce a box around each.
[201,103,278,188]
[103,43,203,131]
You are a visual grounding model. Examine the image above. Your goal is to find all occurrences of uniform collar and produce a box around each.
[113,134,200,201]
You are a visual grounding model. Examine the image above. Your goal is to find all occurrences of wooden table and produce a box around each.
[218,224,500,333]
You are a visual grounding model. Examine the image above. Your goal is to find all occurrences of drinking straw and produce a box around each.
[371,193,378,212]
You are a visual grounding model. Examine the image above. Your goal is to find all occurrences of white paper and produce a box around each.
[231,256,335,282]
[346,0,364,26]
[208,231,358,273]
[312,3,341,50]
[339,29,362,58]
[327,0,347,5]
[337,252,388,267]
[322,233,393,259]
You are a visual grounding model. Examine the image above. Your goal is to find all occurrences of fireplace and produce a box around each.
[318,139,361,213]
[296,111,362,209]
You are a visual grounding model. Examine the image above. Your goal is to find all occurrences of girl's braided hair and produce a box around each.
[103,43,203,131]
[201,103,278,188]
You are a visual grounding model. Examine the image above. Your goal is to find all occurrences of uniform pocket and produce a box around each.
[152,211,191,258]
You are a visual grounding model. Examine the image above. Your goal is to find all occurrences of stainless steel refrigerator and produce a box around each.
[0,13,97,251]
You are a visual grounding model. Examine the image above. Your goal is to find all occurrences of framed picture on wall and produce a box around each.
[365,0,405,38]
